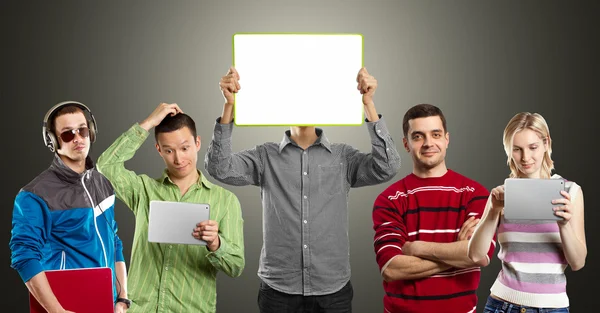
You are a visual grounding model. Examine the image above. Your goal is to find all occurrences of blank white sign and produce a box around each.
[233,34,364,126]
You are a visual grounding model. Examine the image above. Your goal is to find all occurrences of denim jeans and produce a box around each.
[257,280,353,313]
[483,295,569,313]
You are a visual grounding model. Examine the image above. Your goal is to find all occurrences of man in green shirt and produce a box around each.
[97,102,245,313]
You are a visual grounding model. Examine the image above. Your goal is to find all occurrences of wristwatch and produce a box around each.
[117,298,131,309]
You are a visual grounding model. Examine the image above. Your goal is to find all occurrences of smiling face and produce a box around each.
[403,115,449,176]
[155,126,201,181]
[54,111,90,171]
[510,129,549,178]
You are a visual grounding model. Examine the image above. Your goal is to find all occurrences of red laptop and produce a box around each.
[29,267,114,313]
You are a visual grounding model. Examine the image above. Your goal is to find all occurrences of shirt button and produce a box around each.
[386,148,389,151]
[303,195,307,199]
[520,309,526,313]
[165,267,168,271]
[303,220,307,224]
[169,245,173,249]
[303,151,306,154]
[303,245,307,249]
[303,172,307,175]
[377,129,381,133]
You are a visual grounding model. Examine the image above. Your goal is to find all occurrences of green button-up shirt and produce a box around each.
[97,123,245,313]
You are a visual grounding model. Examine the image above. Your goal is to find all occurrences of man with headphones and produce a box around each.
[9,101,131,313]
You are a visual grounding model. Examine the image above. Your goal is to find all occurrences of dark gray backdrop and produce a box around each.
[1,1,597,312]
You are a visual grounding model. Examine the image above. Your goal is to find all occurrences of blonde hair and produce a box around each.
[503,112,554,178]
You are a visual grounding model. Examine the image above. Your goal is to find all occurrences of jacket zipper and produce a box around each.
[81,172,108,267]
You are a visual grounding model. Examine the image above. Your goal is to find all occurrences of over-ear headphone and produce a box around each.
[42,101,98,153]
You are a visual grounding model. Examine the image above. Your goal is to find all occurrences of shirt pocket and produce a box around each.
[318,163,344,196]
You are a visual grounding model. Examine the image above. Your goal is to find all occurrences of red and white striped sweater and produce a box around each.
[372,169,495,313]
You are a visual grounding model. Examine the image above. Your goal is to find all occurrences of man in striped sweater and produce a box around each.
[372,104,495,313]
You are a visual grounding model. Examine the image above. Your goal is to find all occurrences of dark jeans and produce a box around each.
[484,295,570,313]
[258,280,353,313]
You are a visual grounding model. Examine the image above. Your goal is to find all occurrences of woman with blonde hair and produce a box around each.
[468,112,586,313]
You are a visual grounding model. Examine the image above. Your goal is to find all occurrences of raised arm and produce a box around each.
[346,68,401,187]
[97,103,182,212]
[204,66,263,186]
[468,186,504,267]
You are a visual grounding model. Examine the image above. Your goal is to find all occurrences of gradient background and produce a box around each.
[1,1,597,312]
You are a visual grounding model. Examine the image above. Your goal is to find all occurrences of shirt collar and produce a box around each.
[160,169,213,189]
[278,128,332,153]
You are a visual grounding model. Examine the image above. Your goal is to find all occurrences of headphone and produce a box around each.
[42,101,98,152]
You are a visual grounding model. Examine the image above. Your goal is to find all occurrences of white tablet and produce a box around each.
[148,200,210,245]
[504,178,564,220]
[233,33,364,126]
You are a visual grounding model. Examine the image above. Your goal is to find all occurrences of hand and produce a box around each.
[553,190,573,225]
[114,301,128,313]
[457,216,480,241]
[193,220,220,251]
[490,185,505,216]
[220,66,240,105]
[139,103,183,131]
[356,67,377,106]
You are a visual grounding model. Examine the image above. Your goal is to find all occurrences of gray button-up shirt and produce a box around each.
[204,116,401,295]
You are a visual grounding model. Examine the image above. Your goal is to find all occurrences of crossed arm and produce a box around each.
[374,189,492,282]
[380,217,480,282]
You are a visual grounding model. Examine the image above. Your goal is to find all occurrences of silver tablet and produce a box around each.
[504,178,564,220]
[148,200,210,245]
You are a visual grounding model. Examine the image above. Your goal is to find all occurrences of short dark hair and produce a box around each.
[402,104,447,137]
[49,105,85,136]
[154,113,197,142]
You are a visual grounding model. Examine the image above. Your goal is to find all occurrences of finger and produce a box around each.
[554,210,570,220]
[457,227,465,239]
[467,218,480,229]
[560,190,570,200]
[219,81,233,92]
[494,189,504,201]
[462,216,475,227]
[228,66,240,79]
[552,198,569,205]
[359,67,368,77]
[362,80,371,93]
[553,205,570,213]
[201,235,216,242]
[467,229,475,238]
[201,225,216,232]
[172,104,183,114]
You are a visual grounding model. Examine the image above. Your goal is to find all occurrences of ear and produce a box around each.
[445,132,450,148]
[155,143,161,154]
[543,136,550,151]
[403,137,410,152]
[195,135,201,152]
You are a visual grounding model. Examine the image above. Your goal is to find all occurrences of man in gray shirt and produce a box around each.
[205,66,401,313]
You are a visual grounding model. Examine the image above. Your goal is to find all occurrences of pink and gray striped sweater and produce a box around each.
[491,174,580,308]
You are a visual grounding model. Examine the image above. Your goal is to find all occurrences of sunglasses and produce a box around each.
[59,127,90,143]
